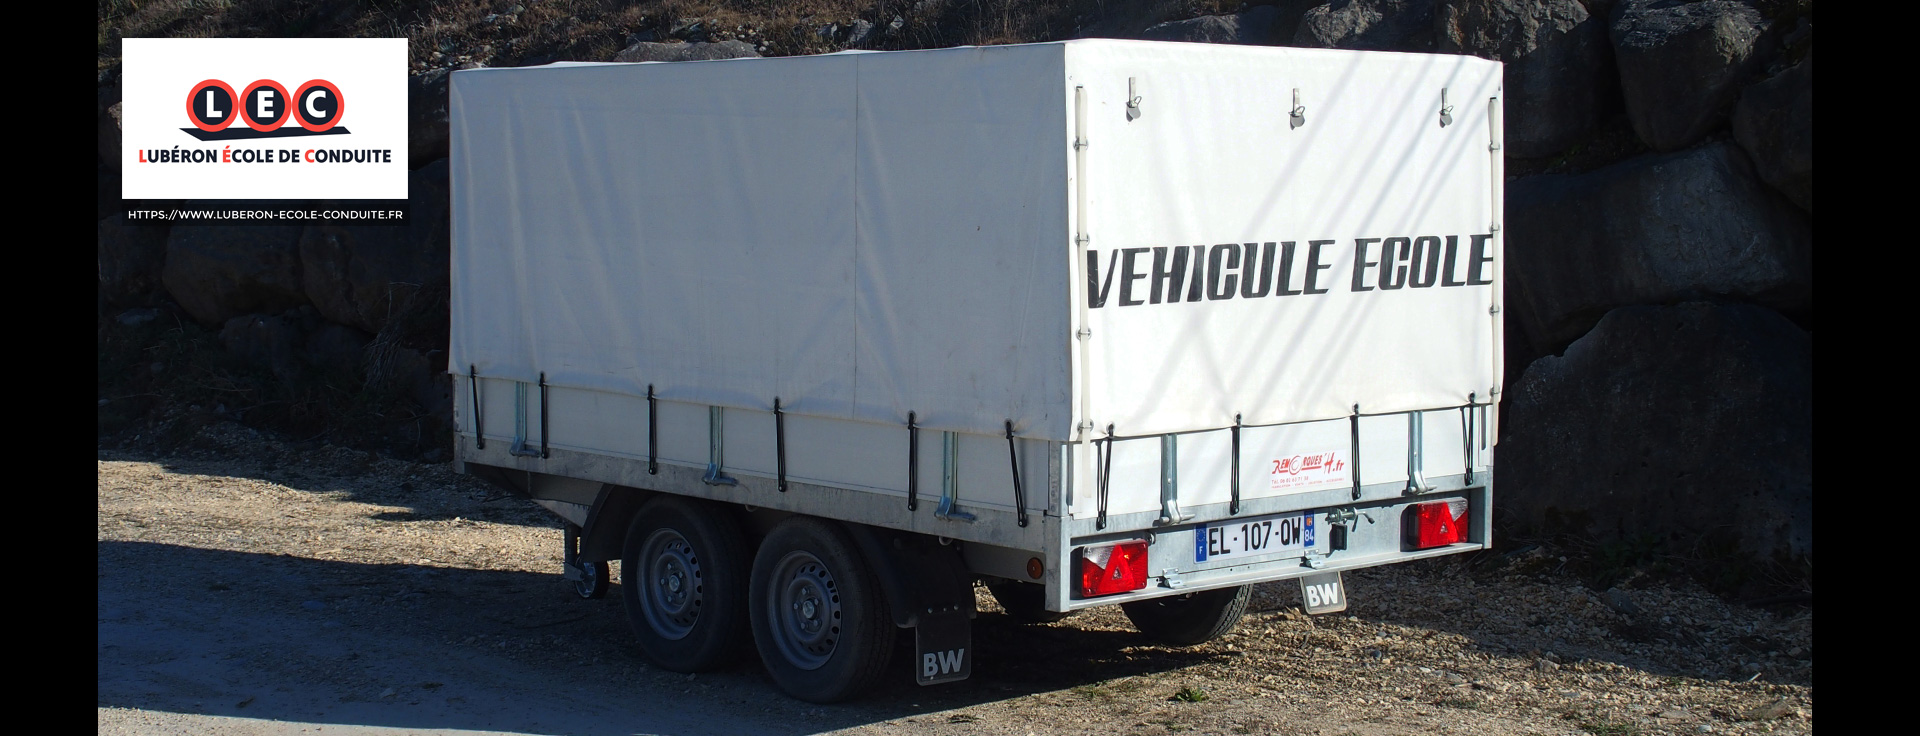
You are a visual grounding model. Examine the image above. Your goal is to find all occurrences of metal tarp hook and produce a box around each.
[1290,88,1306,130]
[1126,77,1142,122]
[1439,87,1454,128]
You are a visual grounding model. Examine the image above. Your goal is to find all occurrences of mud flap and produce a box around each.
[1300,571,1347,614]
[914,608,972,685]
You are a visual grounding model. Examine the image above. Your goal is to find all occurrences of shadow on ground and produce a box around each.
[98,539,1229,735]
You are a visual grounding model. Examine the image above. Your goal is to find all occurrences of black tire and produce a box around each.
[1120,585,1252,646]
[748,517,894,703]
[620,496,752,672]
[987,582,1073,624]
[574,560,610,599]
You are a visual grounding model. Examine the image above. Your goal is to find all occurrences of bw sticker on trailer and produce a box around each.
[1195,512,1314,563]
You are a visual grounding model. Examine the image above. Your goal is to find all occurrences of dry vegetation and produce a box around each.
[96,0,1251,77]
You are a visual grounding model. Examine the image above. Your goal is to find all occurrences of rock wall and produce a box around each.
[96,0,1812,562]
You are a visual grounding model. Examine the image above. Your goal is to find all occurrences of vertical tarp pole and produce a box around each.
[469,365,484,449]
[1462,393,1476,485]
[646,385,658,475]
[1230,415,1242,515]
[1096,424,1114,531]
[775,397,788,492]
[1006,420,1028,528]
[907,412,919,511]
[1349,405,1362,501]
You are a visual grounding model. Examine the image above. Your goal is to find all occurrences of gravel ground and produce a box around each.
[98,423,1812,736]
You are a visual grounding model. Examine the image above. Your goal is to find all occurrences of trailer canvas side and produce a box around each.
[449,39,1503,702]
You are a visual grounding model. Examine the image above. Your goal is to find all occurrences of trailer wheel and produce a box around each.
[749,517,894,703]
[1120,585,1252,646]
[620,496,751,672]
[574,560,610,599]
[987,582,1073,624]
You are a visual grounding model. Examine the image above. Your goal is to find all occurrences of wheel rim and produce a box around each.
[575,561,600,598]
[639,529,703,640]
[767,550,841,671]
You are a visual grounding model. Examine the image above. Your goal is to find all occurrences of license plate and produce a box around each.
[1195,512,1314,562]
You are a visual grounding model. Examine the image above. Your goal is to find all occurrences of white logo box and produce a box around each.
[121,38,409,200]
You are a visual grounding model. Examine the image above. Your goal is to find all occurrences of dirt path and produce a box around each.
[98,425,1811,736]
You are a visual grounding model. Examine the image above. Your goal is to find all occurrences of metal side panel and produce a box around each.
[784,413,906,492]
[655,400,710,467]
[544,385,649,458]
[456,433,1056,553]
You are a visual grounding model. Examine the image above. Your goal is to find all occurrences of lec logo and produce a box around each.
[185,79,346,138]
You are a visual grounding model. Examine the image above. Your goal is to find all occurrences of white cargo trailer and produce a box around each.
[448,39,1504,703]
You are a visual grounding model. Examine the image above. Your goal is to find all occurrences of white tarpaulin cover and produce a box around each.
[449,40,1503,443]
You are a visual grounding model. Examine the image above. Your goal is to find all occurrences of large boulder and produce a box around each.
[98,75,122,171]
[612,40,761,63]
[1609,0,1770,152]
[1141,6,1281,44]
[300,161,452,334]
[304,322,372,378]
[98,214,170,309]
[1072,0,1199,39]
[1732,51,1811,213]
[161,208,307,325]
[408,70,453,170]
[98,171,122,221]
[1499,303,1811,562]
[99,101,123,172]
[220,312,305,380]
[1505,141,1809,356]
[1294,0,1436,51]
[1269,0,1331,45]
[1436,0,1615,158]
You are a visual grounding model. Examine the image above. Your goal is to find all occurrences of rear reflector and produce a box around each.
[1077,540,1149,598]
[1403,498,1469,550]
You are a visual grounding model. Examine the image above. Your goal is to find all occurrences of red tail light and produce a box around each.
[1077,540,1149,598]
[1403,498,1469,550]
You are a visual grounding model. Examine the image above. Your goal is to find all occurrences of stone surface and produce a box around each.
[1500,303,1811,562]
[98,214,170,309]
[1610,0,1770,152]
[1268,0,1330,45]
[299,161,451,334]
[1141,5,1281,44]
[1436,0,1616,157]
[116,308,160,327]
[408,69,453,170]
[1295,0,1436,51]
[1732,51,1811,212]
[846,19,877,47]
[304,322,372,378]
[99,171,122,221]
[100,100,123,172]
[220,313,305,379]
[612,40,761,63]
[161,209,308,325]
[1505,141,1809,357]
